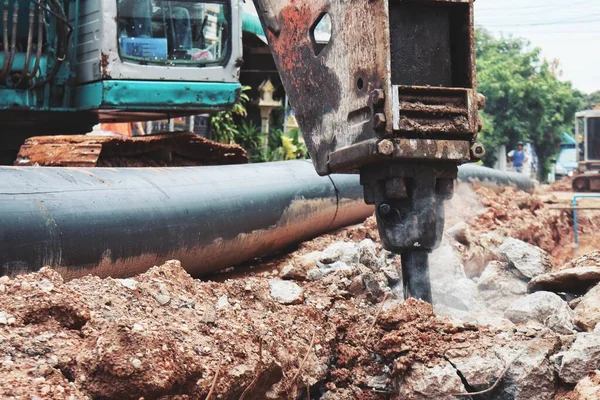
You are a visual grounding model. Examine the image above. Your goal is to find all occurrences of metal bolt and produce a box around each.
[373,113,386,130]
[377,139,394,156]
[370,89,385,106]
[378,203,391,216]
[470,143,486,159]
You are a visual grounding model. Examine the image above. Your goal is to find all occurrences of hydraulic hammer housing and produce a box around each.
[253,0,485,301]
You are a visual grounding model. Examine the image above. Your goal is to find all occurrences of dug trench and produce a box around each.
[2,181,600,399]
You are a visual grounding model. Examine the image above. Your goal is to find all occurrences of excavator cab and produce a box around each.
[117,0,228,64]
[573,110,600,191]
[0,0,242,163]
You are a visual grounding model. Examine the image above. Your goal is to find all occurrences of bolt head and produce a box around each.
[370,89,385,105]
[377,139,394,156]
[470,143,486,159]
[378,203,392,216]
[373,113,386,130]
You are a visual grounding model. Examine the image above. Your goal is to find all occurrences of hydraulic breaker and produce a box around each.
[252,0,485,301]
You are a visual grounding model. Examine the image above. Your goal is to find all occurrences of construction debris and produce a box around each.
[1,182,600,399]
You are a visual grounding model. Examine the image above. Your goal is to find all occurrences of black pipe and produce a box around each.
[0,161,373,279]
[458,164,535,193]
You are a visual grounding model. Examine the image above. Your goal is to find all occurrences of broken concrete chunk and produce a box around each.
[396,361,468,400]
[446,221,472,246]
[478,260,529,312]
[574,283,600,331]
[446,349,504,391]
[558,333,600,384]
[269,280,304,305]
[528,266,600,294]
[307,261,354,281]
[361,273,385,303]
[281,251,321,281]
[319,242,360,265]
[153,294,170,306]
[504,291,575,334]
[494,335,558,400]
[215,295,230,309]
[500,238,552,279]
[117,279,138,290]
[381,264,400,283]
[358,239,379,270]
[366,374,390,391]
[565,370,600,399]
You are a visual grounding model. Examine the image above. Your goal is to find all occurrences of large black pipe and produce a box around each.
[458,164,535,193]
[0,161,373,279]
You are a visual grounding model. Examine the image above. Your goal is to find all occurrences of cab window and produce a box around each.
[117,0,229,65]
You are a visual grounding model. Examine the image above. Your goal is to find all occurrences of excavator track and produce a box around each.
[14,132,249,167]
[573,173,600,192]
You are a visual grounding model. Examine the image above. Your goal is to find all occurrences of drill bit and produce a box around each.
[401,251,432,302]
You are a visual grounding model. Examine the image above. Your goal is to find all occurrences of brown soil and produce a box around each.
[1,181,600,398]
[462,184,600,268]
[0,260,517,400]
[549,176,575,192]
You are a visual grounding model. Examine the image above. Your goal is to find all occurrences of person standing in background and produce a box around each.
[508,141,528,173]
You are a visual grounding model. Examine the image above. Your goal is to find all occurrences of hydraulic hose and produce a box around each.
[0,161,373,280]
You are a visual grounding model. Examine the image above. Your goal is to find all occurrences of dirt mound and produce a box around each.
[464,185,600,268]
[1,259,513,399]
[549,176,574,192]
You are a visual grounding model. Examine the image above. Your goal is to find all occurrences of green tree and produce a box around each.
[583,91,600,110]
[475,29,583,178]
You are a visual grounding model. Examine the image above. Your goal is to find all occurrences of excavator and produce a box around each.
[0,0,484,302]
[573,108,600,192]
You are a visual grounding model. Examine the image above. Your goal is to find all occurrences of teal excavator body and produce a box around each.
[0,0,243,162]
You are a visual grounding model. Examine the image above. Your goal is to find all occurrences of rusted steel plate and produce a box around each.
[328,138,470,172]
[254,0,392,175]
[254,0,480,174]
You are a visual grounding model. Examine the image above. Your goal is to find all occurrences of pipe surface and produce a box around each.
[458,164,535,193]
[0,161,373,279]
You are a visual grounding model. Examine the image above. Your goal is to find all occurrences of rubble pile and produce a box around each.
[1,183,600,399]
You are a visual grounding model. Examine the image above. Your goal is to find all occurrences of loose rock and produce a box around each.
[504,292,574,334]
[446,221,472,246]
[396,361,468,399]
[528,266,600,294]
[478,260,528,312]
[500,238,553,279]
[280,251,321,281]
[494,334,558,400]
[558,333,600,384]
[319,242,360,265]
[573,282,600,331]
[269,280,304,305]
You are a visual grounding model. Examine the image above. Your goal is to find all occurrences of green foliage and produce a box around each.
[475,29,583,179]
[262,128,309,162]
[211,87,309,162]
[583,91,600,110]
[236,120,264,162]
[211,86,251,144]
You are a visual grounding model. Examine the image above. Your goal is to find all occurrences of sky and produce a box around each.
[242,1,600,94]
[474,0,600,94]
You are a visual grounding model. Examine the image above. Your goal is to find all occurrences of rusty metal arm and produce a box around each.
[251,0,485,301]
